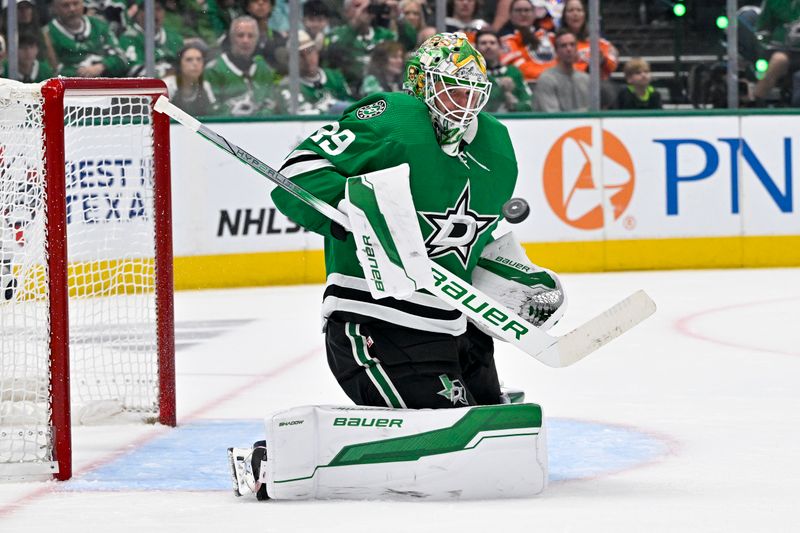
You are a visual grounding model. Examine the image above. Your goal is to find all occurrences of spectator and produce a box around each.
[265,0,288,34]
[161,0,216,44]
[499,0,556,83]
[238,0,287,74]
[1,0,59,71]
[86,0,128,34]
[399,0,425,44]
[445,0,488,40]
[560,0,618,79]
[531,0,554,31]
[279,30,352,115]
[616,57,662,110]
[533,29,588,112]
[496,0,551,35]
[387,0,419,51]
[325,0,396,93]
[2,31,54,82]
[208,0,243,40]
[205,16,279,116]
[119,0,183,77]
[399,0,423,31]
[359,40,404,96]
[751,0,800,104]
[475,29,531,112]
[45,0,126,77]
[162,42,218,116]
[303,0,331,49]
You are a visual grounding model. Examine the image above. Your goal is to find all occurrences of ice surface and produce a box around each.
[1,269,798,532]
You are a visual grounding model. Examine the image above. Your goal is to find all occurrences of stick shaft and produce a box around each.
[155,96,655,367]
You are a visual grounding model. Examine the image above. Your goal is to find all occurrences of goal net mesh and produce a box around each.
[0,82,160,469]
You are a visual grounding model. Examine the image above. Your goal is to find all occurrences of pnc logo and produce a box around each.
[543,127,635,230]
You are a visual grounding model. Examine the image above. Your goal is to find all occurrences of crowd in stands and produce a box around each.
[1,0,798,115]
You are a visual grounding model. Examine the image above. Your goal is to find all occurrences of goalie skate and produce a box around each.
[227,447,256,497]
[228,444,270,500]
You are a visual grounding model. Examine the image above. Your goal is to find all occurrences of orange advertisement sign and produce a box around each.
[543,126,635,230]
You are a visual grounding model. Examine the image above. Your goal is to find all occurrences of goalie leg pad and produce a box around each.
[262,403,548,500]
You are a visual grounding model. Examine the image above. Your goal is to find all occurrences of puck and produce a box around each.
[502,197,530,224]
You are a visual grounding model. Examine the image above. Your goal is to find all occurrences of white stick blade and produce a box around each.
[154,96,202,132]
[553,290,657,367]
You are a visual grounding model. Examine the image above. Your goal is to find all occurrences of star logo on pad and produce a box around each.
[420,183,497,267]
[437,374,468,405]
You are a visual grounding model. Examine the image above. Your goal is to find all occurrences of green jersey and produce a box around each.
[205,53,278,117]
[272,92,518,334]
[45,16,126,77]
[325,25,396,88]
[162,0,217,44]
[119,23,184,77]
[486,64,533,113]
[2,59,54,83]
[278,68,353,115]
[757,0,800,45]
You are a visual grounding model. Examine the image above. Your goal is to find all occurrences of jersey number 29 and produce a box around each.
[310,123,355,156]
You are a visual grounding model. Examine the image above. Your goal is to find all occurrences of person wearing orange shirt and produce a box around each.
[560,0,618,80]
[499,0,555,83]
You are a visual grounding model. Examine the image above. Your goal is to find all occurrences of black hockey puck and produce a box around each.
[502,197,530,224]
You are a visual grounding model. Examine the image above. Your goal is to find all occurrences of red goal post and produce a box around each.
[0,78,175,481]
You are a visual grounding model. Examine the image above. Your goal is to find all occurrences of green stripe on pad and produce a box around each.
[273,404,542,484]
[329,403,542,466]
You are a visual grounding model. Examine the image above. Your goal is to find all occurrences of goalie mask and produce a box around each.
[404,32,491,156]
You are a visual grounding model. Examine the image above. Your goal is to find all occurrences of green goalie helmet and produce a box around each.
[404,32,491,155]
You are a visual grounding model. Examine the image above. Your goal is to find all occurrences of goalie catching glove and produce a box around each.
[341,164,433,300]
[471,232,566,337]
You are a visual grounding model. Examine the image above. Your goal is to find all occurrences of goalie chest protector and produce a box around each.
[278,92,519,282]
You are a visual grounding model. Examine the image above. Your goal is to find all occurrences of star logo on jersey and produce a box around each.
[420,184,497,267]
[437,374,468,405]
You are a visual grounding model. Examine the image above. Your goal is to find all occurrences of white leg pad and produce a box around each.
[262,403,547,500]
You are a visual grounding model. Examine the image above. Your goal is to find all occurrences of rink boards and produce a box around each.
[162,112,800,288]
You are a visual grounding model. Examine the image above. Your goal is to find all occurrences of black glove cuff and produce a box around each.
[330,220,349,241]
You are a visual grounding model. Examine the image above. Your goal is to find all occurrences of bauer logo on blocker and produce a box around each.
[543,126,635,230]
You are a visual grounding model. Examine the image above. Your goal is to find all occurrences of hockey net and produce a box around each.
[0,78,175,480]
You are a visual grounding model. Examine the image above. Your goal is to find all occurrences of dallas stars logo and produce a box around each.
[420,184,497,267]
[355,99,387,120]
[437,374,468,406]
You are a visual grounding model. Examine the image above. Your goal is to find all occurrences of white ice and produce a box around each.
[1,268,799,532]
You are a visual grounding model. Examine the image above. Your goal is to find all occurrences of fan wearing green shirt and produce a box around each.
[44,0,126,77]
[325,0,397,92]
[474,29,531,112]
[1,31,54,83]
[119,0,183,77]
[205,15,280,116]
[278,30,353,115]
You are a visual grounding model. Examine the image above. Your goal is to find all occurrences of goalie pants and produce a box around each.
[325,318,502,409]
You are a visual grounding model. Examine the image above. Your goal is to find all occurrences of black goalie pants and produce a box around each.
[325,317,502,409]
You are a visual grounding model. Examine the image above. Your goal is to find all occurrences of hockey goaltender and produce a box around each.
[228,32,564,501]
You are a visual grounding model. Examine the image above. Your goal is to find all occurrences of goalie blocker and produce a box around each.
[229,403,547,500]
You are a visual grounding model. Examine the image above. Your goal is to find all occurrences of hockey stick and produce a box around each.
[155,97,655,367]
